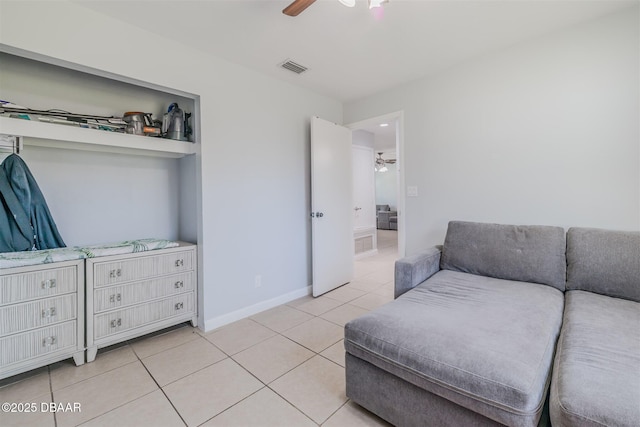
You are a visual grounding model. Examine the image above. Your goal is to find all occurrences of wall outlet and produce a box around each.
[254,275,262,288]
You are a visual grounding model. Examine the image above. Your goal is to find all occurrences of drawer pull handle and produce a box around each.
[174,281,184,289]
[109,269,122,278]
[175,259,184,267]
[109,293,122,303]
[175,302,184,310]
[41,279,57,289]
[42,307,57,318]
[42,336,57,346]
[110,318,122,328]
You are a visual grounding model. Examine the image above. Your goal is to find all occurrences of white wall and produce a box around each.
[0,1,342,330]
[345,7,640,253]
[17,147,180,246]
[375,163,397,210]
[352,129,375,148]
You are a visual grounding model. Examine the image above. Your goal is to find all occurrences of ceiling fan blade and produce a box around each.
[387,159,397,164]
[283,0,317,16]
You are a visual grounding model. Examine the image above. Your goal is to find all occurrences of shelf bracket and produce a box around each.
[0,134,23,154]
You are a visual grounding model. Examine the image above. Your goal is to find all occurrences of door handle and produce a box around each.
[354,207,362,211]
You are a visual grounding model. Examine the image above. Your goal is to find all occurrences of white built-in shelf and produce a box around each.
[0,43,199,159]
[0,116,195,158]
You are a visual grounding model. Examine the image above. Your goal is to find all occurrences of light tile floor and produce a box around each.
[0,231,398,427]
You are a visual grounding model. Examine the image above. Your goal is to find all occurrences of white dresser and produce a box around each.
[85,243,197,362]
[0,259,85,379]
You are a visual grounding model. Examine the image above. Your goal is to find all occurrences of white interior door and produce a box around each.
[311,116,354,297]
[352,145,376,230]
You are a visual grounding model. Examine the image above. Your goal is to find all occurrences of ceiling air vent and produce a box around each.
[280,59,308,75]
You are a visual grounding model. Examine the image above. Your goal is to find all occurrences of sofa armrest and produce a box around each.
[394,246,442,298]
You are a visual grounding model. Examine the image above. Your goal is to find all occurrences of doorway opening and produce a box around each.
[347,111,405,260]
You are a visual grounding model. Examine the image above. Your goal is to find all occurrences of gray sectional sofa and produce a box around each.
[344,221,639,427]
[551,228,639,427]
[377,204,398,230]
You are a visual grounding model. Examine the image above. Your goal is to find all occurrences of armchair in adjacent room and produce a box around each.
[376,205,397,230]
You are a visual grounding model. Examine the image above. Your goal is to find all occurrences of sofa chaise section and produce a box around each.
[345,221,567,427]
[550,228,640,427]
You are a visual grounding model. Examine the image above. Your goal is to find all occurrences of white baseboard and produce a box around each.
[203,285,312,332]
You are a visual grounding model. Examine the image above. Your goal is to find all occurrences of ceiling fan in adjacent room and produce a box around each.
[283,0,389,17]
[375,152,396,172]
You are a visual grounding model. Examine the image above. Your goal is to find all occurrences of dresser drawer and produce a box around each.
[93,272,195,313]
[92,249,194,287]
[0,321,77,366]
[0,266,77,306]
[94,293,194,340]
[0,294,77,336]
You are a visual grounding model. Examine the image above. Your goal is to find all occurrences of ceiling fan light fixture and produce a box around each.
[338,0,356,7]
[368,0,388,9]
[375,152,395,172]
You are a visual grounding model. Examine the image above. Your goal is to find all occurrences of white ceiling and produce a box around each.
[76,0,637,104]
[355,120,397,151]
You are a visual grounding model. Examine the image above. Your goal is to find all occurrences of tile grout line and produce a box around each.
[147,349,229,389]
[258,326,346,425]
[48,365,58,427]
[50,358,140,395]
[195,350,320,426]
[70,389,160,427]
[212,319,347,426]
[134,348,189,427]
[64,343,177,427]
[264,383,322,426]
[127,325,200,360]
[194,386,268,427]
[321,399,352,426]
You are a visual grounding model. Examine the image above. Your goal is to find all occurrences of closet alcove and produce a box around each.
[0,45,204,363]
[0,44,201,253]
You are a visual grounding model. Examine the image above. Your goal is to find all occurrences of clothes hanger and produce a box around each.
[0,135,22,162]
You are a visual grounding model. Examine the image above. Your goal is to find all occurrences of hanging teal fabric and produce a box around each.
[0,166,33,252]
[1,154,65,251]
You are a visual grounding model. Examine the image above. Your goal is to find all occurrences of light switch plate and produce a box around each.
[407,186,418,197]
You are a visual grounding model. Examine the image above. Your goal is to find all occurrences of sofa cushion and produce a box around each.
[345,270,564,426]
[566,227,640,302]
[550,291,640,427]
[440,221,566,291]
